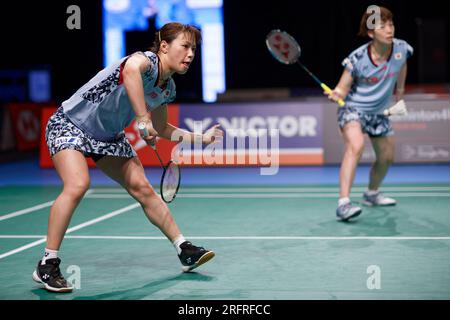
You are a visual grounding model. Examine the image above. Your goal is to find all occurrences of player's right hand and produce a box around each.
[141,125,158,147]
[325,89,343,103]
[137,118,158,147]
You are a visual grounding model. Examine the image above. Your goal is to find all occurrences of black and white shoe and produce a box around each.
[178,241,215,272]
[32,258,73,293]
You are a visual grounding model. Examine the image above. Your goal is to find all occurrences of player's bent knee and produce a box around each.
[63,180,90,199]
[127,181,157,200]
[347,143,364,157]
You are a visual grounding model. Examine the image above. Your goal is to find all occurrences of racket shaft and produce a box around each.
[297,61,322,85]
[297,61,345,107]
[153,148,165,167]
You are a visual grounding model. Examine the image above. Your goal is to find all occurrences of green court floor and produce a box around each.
[1,185,449,300]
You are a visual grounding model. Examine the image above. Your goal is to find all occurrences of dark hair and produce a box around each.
[358,6,393,38]
[150,22,202,53]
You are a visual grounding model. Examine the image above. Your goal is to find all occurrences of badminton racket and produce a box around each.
[266,29,346,107]
[139,125,181,203]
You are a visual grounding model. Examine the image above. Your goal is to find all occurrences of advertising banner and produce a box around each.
[40,98,450,168]
[323,100,450,163]
[40,102,324,168]
[39,106,179,168]
[9,103,45,151]
[177,102,324,166]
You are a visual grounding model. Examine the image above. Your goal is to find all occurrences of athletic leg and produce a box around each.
[369,135,395,190]
[34,149,89,292]
[96,155,215,271]
[336,122,365,221]
[362,135,396,206]
[96,155,180,240]
[47,150,90,249]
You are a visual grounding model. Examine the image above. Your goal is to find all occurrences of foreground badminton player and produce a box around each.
[33,22,223,292]
[326,6,413,221]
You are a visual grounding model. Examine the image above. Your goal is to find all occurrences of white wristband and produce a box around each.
[138,122,149,138]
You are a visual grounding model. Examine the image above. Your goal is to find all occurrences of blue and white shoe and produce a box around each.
[362,191,396,206]
[336,202,362,221]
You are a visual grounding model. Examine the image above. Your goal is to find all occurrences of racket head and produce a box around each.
[160,160,181,203]
[266,29,301,65]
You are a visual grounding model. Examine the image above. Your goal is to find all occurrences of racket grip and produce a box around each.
[138,127,149,138]
[321,83,346,107]
[321,83,332,93]
[336,99,346,107]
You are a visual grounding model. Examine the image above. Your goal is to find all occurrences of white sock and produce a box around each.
[366,189,379,196]
[172,234,186,255]
[338,197,350,207]
[41,248,58,265]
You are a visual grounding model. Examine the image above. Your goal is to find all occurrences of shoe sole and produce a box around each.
[362,200,397,207]
[32,270,73,293]
[182,251,215,273]
[336,209,362,222]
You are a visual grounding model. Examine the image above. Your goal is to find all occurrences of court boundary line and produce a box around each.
[3,187,449,222]
[0,203,140,260]
[1,235,450,240]
[0,190,93,222]
[90,186,450,193]
[0,201,55,222]
[84,193,450,199]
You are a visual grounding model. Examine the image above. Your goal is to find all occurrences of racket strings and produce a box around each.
[161,162,180,202]
[266,30,301,64]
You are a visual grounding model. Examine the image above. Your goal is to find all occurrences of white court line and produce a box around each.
[90,186,450,193]
[0,235,45,239]
[0,203,140,260]
[1,235,449,240]
[0,201,54,222]
[0,190,93,222]
[3,188,447,221]
[84,193,450,199]
[3,188,447,220]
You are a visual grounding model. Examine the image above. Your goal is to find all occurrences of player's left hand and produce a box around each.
[202,124,223,145]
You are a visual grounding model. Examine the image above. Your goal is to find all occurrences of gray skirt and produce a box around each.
[337,106,394,137]
[46,107,137,160]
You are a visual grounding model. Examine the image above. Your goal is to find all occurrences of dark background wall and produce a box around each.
[223,0,449,90]
[1,0,448,104]
[0,0,103,105]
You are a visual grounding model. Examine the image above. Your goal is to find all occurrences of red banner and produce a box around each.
[8,103,49,151]
[39,105,179,168]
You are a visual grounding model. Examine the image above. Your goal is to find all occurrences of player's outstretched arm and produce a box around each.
[325,69,354,104]
[151,105,223,146]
